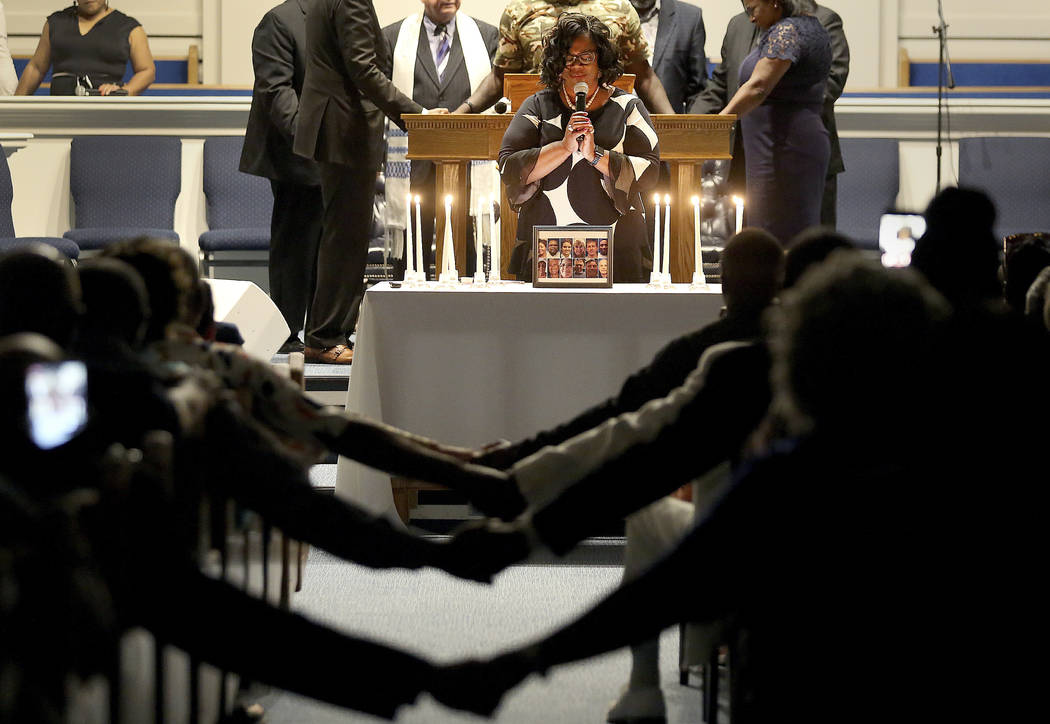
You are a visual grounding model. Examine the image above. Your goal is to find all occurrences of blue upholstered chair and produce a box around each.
[198,137,273,282]
[958,137,1050,240]
[836,139,900,250]
[0,149,81,260]
[63,136,182,250]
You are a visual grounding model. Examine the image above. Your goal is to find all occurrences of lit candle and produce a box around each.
[414,195,424,279]
[405,192,414,280]
[489,195,501,281]
[662,193,671,278]
[733,195,744,234]
[441,195,456,279]
[692,195,705,285]
[652,193,662,277]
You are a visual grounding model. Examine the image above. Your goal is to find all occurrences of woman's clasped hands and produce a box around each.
[562,111,595,160]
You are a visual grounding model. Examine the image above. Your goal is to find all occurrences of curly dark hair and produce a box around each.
[539,13,623,89]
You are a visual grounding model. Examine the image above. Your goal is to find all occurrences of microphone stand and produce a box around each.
[933,0,955,191]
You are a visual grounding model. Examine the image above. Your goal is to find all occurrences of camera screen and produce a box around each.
[25,361,88,450]
[879,214,926,268]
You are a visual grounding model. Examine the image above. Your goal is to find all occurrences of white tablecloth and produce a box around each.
[335,282,725,521]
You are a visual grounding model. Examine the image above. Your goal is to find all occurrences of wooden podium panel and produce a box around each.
[503,73,635,111]
[403,112,735,283]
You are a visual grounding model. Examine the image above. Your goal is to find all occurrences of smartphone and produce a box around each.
[878,213,926,268]
[25,361,89,450]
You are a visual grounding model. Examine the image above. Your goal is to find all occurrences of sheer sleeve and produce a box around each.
[760,19,802,64]
[498,94,544,211]
[605,96,661,216]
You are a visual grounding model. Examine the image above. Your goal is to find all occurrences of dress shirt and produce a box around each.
[638,0,661,64]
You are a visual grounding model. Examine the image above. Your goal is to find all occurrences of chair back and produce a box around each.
[69,136,182,229]
[837,139,900,249]
[202,137,273,230]
[958,137,1050,240]
[0,151,16,238]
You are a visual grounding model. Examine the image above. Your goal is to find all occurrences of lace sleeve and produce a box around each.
[760,19,801,64]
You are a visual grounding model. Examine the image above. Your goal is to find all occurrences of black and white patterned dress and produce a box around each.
[499,87,661,282]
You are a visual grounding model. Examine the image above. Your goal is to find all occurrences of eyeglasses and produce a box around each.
[565,51,597,66]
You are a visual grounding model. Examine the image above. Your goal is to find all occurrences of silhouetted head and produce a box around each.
[783,227,856,290]
[77,258,150,349]
[0,244,82,349]
[98,238,202,343]
[769,255,950,441]
[910,187,1001,306]
[1026,266,1050,335]
[720,228,784,317]
[1002,235,1050,315]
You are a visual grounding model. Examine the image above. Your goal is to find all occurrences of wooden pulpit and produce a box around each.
[404,76,734,282]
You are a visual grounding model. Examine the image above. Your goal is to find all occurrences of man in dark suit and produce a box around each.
[631,0,707,113]
[381,0,498,276]
[294,0,439,364]
[240,0,319,355]
[690,2,849,227]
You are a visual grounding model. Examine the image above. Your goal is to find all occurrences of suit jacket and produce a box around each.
[650,0,707,114]
[240,0,319,186]
[689,6,849,176]
[294,0,423,169]
[381,15,498,186]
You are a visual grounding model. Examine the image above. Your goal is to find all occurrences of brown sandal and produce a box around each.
[304,344,353,365]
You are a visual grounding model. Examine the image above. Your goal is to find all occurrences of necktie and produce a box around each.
[435,24,451,81]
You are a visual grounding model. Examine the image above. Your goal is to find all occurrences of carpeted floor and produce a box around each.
[259,547,703,723]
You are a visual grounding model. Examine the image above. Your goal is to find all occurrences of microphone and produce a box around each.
[573,82,588,148]
[573,81,588,112]
[494,97,512,114]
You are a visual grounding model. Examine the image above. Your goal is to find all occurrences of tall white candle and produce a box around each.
[442,195,455,276]
[474,199,484,280]
[733,195,744,234]
[414,195,424,278]
[405,192,414,278]
[489,195,500,281]
[662,194,671,277]
[692,195,702,281]
[652,193,662,276]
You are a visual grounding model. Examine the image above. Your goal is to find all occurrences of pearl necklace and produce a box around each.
[561,82,603,111]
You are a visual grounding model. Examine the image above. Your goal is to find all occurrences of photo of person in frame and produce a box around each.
[573,258,585,277]
[586,239,599,258]
[548,238,561,258]
[585,258,600,278]
[598,257,609,278]
[598,237,608,257]
[547,258,560,278]
[560,259,573,278]
[561,239,573,259]
[537,241,547,259]
[537,259,547,278]
[573,239,586,258]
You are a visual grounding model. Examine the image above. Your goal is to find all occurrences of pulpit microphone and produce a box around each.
[573,82,588,147]
[494,97,512,113]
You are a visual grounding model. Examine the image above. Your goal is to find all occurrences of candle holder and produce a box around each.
[648,271,672,289]
[690,271,709,290]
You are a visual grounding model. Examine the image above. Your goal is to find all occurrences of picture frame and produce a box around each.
[532,225,613,288]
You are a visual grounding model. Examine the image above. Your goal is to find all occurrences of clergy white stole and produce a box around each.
[385,13,498,250]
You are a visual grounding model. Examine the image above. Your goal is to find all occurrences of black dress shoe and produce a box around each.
[278,338,305,355]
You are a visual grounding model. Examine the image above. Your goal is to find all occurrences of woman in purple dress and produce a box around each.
[720,0,831,243]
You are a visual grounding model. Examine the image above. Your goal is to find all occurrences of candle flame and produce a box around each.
[663,194,671,203]
[414,195,421,203]
[653,193,661,204]
[732,195,744,205]
[691,196,700,205]
[445,195,453,205]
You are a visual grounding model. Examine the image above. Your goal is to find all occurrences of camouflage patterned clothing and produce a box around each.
[494,0,649,74]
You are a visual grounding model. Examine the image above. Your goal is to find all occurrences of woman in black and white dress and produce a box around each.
[499,12,661,282]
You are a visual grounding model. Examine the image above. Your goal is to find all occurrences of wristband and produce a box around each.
[590,147,605,166]
[465,100,475,113]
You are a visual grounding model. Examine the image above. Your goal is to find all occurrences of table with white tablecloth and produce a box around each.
[335,282,724,522]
